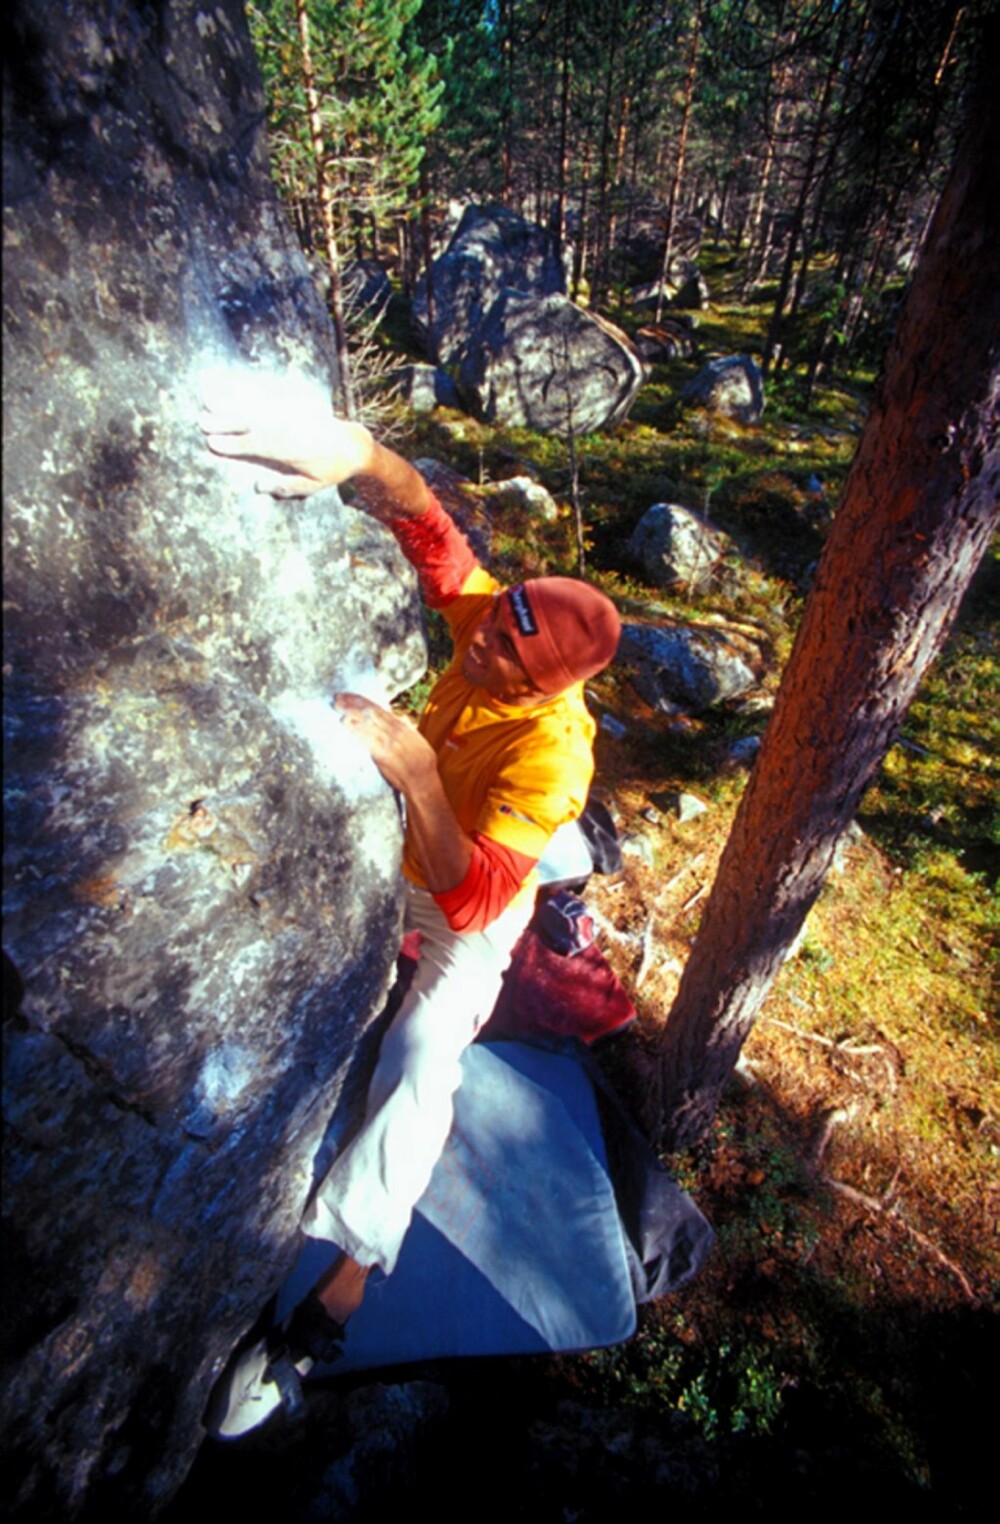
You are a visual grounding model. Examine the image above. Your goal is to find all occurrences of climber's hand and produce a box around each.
[200,407,374,498]
[334,693,438,795]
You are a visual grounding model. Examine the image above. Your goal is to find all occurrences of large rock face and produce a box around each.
[2,3,423,1518]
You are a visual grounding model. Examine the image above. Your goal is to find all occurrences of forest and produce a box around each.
[172,0,998,1513]
[247,0,987,408]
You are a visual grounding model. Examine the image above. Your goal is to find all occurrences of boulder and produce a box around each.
[674,272,712,310]
[457,291,645,436]
[681,355,766,423]
[2,2,424,1517]
[628,260,708,313]
[628,279,676,311]
[633,321,696,361]
[410,205,641,436]
[396,362,461,413]
[628,504,730,590]
[728,734,763,768]
[413,204,567,366]
[617,622,758,713]
[668,257,711,310]
[481,476,559,523]
[673,792,710,822]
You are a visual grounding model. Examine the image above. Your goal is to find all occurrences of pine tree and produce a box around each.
[248,0,445,411]
[656,33,1000,1149]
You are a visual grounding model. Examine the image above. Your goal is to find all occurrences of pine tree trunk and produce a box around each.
[744,91,787,297]
[294,0,354,417]
[788,3,872,326]
[572,159,591,304]
[553,0,572,265]
[657,58,1000,1152]
[763,2,851,373]
[419,160,436,334]
[500,0,515,206]
[591,0,622,308]
[603,90,632,297]
[655,0,702,324]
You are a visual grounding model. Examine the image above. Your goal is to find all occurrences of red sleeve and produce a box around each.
[431,833,537,933]
[385,493,478,609]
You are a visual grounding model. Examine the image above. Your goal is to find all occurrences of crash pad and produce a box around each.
[276,1040,638,1373]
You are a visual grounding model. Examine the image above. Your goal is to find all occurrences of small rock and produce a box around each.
[620,832,656,865]
[483,475,559,523]
[633,322,695,361]
[728,734,761,767]
[675,792,709,822]
[397,363,460,414]
[599,713,628,739]
[681,354,765,423]
[732,694,775,716]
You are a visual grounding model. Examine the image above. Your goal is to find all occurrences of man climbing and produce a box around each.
[202,410,620,1436]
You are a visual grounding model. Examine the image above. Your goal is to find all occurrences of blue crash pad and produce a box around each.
[276,1040,637,1373]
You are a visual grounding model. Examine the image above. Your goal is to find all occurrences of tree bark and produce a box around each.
[553,0,572,265]
[654,0,702,324]
[295,0,354,416]
[419,159,436,333]
[657,51,1000,1152]
[591,0,622,308]
[500,0,515,205]
[762,0,851,374]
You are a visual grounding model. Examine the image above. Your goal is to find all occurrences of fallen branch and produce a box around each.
[762,1017,899,1092]
[635,914,657,990]
[827,1176,976,1301]
[662,854,706,897]
[809,1102,857,1168]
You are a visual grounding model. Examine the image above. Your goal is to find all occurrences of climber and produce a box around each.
[200,407,620,1437]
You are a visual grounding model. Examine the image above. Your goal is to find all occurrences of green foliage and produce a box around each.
[248,0,445,240]
[585,1310,788,1441]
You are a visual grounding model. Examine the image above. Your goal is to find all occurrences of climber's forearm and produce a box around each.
[398,769,475,894]
[334,693,472,892]
[349,435,432,523]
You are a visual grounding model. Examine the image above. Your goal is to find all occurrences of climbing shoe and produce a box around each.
[204,1294,345,1440]
[204,1328,312,1440]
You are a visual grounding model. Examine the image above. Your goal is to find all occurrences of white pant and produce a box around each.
[302,882,534,1275]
